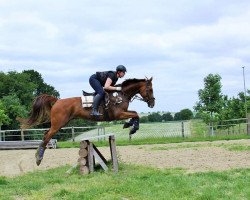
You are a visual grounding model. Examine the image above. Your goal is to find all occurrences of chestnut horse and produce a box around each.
[20,77,155,165]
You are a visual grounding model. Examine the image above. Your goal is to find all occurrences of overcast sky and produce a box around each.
[0,0,250,113]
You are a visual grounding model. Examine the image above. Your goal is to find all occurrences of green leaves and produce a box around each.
[195,73,250,125]
[195,74,223,124]
[0,101,10,126]
[0,70,60,129]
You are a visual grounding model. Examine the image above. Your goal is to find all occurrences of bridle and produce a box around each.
[128,79,155,104]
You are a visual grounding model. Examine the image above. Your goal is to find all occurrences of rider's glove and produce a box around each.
[116,87,122,91]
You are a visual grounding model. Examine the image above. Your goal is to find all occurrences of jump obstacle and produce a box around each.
[66,134,118,175]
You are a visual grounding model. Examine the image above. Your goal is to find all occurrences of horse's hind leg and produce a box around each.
[36,113,70,166]
[35,127,60,166]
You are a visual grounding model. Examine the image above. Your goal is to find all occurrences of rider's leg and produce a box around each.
[91,94,103,116]
[89,75,104,116]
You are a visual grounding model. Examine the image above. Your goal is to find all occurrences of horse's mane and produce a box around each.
[121,78,145,87]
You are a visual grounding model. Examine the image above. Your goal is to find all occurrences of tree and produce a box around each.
[140,116,149,123]
[174,112,181,121]
[162,112,173,121]
[0,71,37,109]
[0,70,60,110]
[1,95,28,130]
[0,100,11,137]
[22,70,60,98]
[179,109,193,120]
[194,73,223,124]
[0,70,60,129]
[147,112,162,122]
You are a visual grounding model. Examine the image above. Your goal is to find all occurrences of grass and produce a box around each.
[0,164,249,200]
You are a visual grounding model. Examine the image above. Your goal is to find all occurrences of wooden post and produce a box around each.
[109,135,118,173]
[181,122,185,138]
[79,140,89,175]
[247,113,250,135]
[71,127,75,142]
[88,142,94,173]
[21,129,24,141]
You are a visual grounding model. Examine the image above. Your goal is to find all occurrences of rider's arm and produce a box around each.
[104,78,121,91]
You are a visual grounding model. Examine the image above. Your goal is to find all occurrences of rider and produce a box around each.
[89,65,127,116]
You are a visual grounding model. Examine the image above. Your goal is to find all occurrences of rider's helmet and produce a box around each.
[116,65,127,73]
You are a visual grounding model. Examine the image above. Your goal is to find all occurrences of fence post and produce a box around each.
[71,127,75,142]
[247,113,250,135]
[21,129,24,141]
[181,121,185,138]
[0,126,1,141]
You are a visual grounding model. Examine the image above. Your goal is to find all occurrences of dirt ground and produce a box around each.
[0,139,249,177]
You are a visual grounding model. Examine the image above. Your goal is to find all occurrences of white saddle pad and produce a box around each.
[81,95,94,108]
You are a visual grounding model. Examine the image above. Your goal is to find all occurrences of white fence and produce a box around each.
[207,117,250,136]
[0,126,105,142]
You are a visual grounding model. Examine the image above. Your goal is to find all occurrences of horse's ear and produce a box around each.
[149,77,153,82]
[145,76,148,80]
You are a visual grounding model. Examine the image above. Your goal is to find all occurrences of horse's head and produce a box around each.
[139,77,155,108]
[121,77,155,108]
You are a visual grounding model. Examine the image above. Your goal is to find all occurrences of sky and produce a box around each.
[0,0,250,113]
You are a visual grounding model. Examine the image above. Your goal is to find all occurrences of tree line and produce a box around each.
[140,109,193,123]
[0,70,249,131]
[0,70,96,132]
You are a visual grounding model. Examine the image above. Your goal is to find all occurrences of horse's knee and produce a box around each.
[123,118,138,129]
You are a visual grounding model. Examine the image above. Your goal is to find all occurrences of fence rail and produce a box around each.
[207,116,250,136]
[0,126,105,142]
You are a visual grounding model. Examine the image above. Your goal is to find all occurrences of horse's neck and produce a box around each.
[123,83,142,99]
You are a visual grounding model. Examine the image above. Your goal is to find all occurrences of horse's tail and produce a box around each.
[19,94,58,129]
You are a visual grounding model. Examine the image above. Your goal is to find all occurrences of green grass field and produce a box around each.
[0,164,249,200]
[1,120,249,199]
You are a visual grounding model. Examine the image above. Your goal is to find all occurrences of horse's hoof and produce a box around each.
[35,150,43,166]
[123,122,130,129]
[36,158,42,166]
[129,125,139,135]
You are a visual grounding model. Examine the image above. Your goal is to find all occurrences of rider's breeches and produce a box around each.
[89,74,105,98]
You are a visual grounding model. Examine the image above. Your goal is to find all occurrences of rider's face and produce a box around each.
[117,71,125,78]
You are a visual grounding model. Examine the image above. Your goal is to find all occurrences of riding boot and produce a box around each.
[90,94,103,116]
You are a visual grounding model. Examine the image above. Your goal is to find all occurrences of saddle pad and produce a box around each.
[81,95,94,108]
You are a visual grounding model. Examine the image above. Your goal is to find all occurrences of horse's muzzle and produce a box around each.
[147,99,155,108]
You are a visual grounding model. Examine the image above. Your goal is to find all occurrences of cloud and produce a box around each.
[0,0,250,112]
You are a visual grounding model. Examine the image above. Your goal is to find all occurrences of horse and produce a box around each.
[20,77,155,166]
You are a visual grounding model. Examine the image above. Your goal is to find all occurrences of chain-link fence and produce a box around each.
[0,121,191,143]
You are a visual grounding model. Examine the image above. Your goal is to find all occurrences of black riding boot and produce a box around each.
[90,94,103,116]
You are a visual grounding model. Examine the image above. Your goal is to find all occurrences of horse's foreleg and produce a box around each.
[118,111,139,120]
[118,111,140,135]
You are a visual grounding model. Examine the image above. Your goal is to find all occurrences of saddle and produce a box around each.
[82,90,96,96]
[81,90,123,108]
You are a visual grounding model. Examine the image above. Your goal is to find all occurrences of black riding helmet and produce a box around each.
[116,65,127,73]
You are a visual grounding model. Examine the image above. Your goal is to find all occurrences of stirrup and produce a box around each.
[90,110,103,116]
